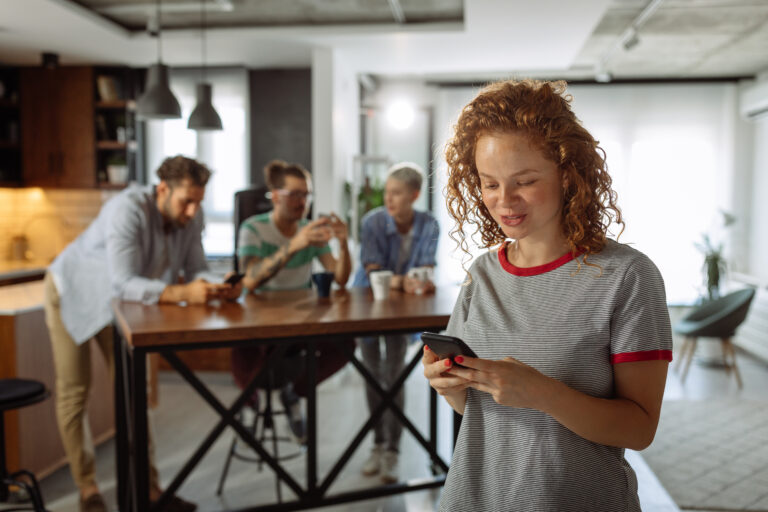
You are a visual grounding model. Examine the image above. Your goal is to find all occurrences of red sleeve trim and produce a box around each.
[611,350,673,364]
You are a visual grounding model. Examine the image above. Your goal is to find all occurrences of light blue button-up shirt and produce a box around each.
[49,184,218,344]
[352,206,439,288]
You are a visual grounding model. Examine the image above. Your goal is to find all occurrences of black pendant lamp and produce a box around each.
[188,0,222,130]
[137,0,181,120]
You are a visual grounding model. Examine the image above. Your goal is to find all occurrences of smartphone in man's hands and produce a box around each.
[421,332,478,365]
[224,273,245,285]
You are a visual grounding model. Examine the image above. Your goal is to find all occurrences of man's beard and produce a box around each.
[162,196,186,230]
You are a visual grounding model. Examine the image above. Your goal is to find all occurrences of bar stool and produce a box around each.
[0,378,50,512]
[216,348,306,501]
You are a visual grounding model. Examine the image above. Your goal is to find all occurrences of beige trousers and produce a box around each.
[43,273,159,492]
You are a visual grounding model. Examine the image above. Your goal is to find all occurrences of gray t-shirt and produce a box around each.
[440,239,673,512]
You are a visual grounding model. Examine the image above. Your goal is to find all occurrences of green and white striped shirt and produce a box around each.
[237,212,330,291]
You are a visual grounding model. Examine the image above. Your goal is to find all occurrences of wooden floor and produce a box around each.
[15,309,768,512]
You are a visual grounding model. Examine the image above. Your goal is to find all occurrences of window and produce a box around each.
[145,67,249,257]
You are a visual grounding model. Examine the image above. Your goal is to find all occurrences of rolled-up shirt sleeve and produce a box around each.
[107,204,167,304]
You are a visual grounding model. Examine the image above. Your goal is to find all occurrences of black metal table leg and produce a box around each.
[113,324,132,512]
[306,341,317,499]
[132,348,150,512]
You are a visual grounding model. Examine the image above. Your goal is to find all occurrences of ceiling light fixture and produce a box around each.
[595,0,665,82]
[386,99,415,130]
[188,0,222,131]
[137,0,181,120]
[622,28,640,51]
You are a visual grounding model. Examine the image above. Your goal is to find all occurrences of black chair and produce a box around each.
[232,186,272,274]
[673,288,756,388]
[217,187,304,500]
[0,379,50,512]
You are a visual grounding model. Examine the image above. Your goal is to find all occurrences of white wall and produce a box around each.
[311,48,360,218]
[747,114,768,280]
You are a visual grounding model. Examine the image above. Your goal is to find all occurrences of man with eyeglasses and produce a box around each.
[234,159,352,443]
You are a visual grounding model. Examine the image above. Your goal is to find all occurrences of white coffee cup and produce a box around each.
[370,270,394,300]
[406,266,433,294]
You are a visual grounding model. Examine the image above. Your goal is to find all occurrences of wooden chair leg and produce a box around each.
[723,338,743,389]
[719,338,731,374]
[680,337,697,384]
[674,337,691,373]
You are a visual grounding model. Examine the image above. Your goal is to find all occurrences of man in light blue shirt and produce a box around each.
[352,162,439,483]
[44,155,240,512]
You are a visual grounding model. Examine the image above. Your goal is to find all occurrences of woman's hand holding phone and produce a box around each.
[421,335,473,414]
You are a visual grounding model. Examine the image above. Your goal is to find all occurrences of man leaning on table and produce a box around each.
[44,155,241,512]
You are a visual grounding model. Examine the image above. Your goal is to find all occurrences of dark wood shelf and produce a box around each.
[0,180,22,188]
[96,140,127,150]
[95,100,127,109]
[98,182,128,190]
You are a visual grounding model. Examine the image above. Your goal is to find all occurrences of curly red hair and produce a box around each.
[444,79,623,271]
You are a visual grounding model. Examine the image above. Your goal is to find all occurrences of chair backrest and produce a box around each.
[233,187,272,273]
[679,287,757,338]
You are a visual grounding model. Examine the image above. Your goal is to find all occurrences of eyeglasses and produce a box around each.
[268,189,313,202]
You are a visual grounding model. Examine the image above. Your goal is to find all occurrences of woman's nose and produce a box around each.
[499,185,520,206]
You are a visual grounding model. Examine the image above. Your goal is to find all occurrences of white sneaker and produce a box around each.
[362,445,385,476]
[380,450,399,484]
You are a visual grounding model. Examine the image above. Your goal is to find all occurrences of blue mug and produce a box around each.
[311,271,335,298]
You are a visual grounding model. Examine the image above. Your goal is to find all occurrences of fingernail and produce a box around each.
[454,356,464,364]
[424,345,430,351]
[443,359,451,367]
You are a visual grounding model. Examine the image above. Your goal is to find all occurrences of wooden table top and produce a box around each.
[112,285,460,348]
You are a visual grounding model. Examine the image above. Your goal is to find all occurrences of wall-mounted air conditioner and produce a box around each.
[740,80,768,121]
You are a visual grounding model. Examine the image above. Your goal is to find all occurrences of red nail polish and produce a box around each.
[455,356,464,364]
[444,359,451,367]
[424,345,430,351]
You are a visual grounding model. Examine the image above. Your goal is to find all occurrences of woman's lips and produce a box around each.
[501,214,526,227]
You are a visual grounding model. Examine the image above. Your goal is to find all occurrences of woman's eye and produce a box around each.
[518,180,536,186]
[482,183,499,190]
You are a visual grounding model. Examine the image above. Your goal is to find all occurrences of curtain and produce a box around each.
[432,82,738,305]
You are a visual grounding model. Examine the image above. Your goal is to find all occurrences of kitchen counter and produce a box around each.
[0,279,45,314]
[0,260,47,286]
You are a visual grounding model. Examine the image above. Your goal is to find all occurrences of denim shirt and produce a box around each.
[352,207,439,287]
[48,184,218,344]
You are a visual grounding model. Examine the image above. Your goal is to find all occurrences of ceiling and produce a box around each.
[1,0,767,82]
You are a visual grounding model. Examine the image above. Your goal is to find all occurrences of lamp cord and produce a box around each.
[201,0,207,81]
[156,0,163,62]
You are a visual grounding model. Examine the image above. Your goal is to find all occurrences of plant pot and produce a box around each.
[107,165,129,184]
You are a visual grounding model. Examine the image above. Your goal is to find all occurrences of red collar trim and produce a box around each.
[497,241,578,276]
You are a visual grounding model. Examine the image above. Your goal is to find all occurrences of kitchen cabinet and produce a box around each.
[20,66,96,188]
[0,281,113,478]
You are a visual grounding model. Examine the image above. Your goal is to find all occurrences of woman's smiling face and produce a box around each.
[475,131,564,244]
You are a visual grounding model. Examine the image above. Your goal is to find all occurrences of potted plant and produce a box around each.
[106,153,129,185]
[694,211,736,301]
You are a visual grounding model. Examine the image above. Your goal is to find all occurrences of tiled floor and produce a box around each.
[17,310,768,512]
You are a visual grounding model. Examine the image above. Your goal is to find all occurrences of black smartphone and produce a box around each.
[224,273,245,285]
[421,332,478,362]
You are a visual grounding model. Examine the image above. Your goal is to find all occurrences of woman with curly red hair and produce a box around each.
[423,79,672,511]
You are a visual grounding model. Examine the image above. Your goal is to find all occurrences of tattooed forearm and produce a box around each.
[246,244,292,289]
